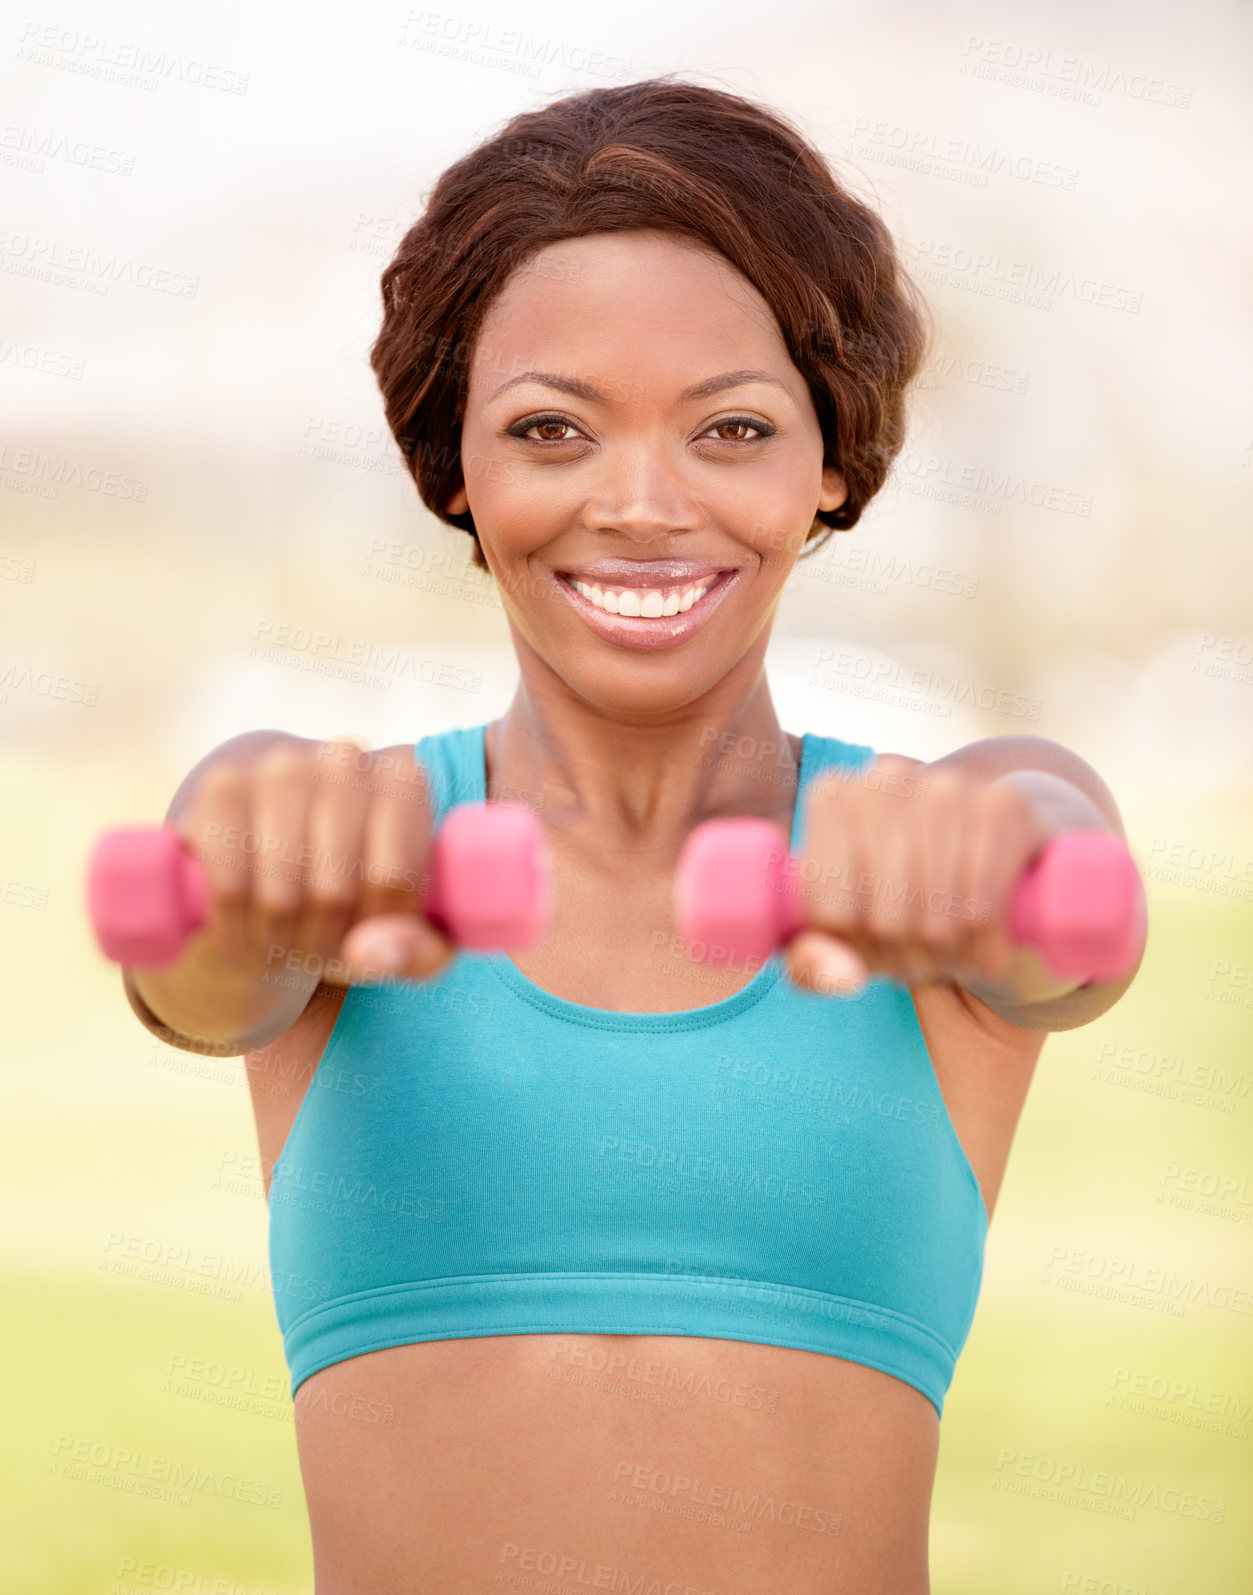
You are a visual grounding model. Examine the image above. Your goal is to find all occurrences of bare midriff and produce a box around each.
[242,736,1044,1593]
[290,1332,938,1594]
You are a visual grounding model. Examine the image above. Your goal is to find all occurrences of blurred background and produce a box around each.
[2,0,1250,1588]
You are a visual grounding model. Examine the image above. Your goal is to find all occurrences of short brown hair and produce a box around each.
[370,75,926,573]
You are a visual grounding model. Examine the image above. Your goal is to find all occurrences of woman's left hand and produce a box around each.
[784,755,1059,997]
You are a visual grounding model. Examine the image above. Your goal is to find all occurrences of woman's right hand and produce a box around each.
[127,733,456,1052]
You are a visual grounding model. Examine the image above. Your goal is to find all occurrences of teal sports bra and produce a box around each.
[268,724,988,1419]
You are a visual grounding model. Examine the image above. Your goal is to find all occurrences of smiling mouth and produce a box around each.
[555,570,733,618]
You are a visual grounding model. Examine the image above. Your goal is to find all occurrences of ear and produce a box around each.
[819,463,848,514]
[445,484,469,515]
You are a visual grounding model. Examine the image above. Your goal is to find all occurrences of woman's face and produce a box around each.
[446,229,847,716]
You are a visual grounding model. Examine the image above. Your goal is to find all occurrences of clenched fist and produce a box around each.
[175,735,456,989]
[785,755,1060,997]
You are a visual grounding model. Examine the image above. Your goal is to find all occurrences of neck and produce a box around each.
[485,643,801,855]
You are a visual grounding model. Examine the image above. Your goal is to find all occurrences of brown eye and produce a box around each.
[506,413,582,444]
[704,415,775,443]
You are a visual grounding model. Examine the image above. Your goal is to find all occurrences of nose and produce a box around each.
[579,443,706,542]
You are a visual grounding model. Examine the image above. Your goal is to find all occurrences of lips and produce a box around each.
[555,568,738,652]
[557,559,729,587]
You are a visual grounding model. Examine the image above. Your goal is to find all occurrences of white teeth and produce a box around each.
[571,579,713,617]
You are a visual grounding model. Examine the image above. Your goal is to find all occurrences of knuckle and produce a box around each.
[363,876,421,916]
[317,735,363,759]
[198,761,247,805]
[981,779,1025,816]
[254,875,301,918]
[926,915,959,954]
[255,742,311,786]
[921,767,964,806]
[304,872,352,911]
[210,869,250,908]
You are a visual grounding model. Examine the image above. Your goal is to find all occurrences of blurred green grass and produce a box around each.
[2,831,1249,1591]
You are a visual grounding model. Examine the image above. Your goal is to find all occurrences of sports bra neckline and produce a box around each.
[466,723,816,1033]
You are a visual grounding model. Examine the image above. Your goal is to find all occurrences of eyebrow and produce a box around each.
[487,367,789,405]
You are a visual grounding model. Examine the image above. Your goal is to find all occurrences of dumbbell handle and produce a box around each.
[87,801,552,967]
[675,822,1144,985]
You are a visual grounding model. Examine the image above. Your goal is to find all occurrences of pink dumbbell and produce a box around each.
[87,801,553,967]
[675,821,1144,984]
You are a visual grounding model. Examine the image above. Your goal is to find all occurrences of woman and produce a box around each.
[124,77,1145,1594]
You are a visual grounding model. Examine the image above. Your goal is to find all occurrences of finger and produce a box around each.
[357,749,434,924]
[962,781,1037,982]
[294,738,372,960]
[862,762,915,962]
[915,767,967,971]
[802,772,863,943]
[179,760,251,968]
[248,741,313,957]
[786,929,867,998]
[341,912,457,985]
